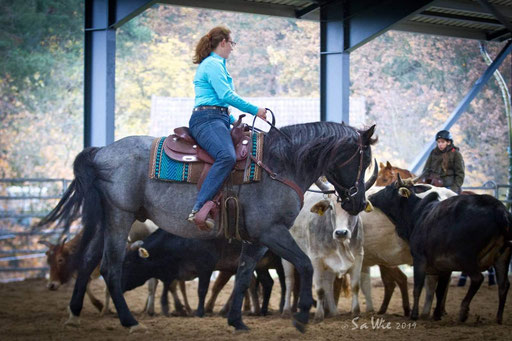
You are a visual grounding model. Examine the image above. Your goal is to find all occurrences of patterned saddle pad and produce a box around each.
[148,132,264,184]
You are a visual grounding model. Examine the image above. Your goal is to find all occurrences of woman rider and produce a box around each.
[188,26,267,229]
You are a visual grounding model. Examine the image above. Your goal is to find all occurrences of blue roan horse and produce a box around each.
[39,121,377,333]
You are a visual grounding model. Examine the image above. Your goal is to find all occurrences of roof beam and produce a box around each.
[431,0,512,18]
[418,10,503,27]
[476,0,512,33]
[393,21,488,40]
[158,0,302,18]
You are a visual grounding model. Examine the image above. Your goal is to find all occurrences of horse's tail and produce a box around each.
[37,147,102,233]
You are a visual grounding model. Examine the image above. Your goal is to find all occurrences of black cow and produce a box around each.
[369,175,512,323]
[121,229,281,317]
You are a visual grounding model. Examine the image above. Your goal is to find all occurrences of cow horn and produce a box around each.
[364,159,378,191]
[396,173,405,187]
[38,240,53,248]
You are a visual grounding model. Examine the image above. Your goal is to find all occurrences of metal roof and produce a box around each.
[159,0,512,41]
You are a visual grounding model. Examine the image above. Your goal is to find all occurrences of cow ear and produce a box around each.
[379,162,385,168]
[412,185,431,194]
[310,200,331,216]
[364,201,374,212]
[398,187,411,198]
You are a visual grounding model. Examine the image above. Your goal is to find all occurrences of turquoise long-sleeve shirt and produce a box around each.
[194,52,258,117]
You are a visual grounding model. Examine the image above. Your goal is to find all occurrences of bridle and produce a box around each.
[325,132,367,206]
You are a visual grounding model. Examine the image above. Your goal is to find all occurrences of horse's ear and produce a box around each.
[361,125,376,144]
[386,161,392,168]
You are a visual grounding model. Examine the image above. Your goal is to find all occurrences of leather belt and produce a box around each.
[193,105,229,113]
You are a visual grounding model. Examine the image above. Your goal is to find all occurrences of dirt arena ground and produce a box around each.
[0,275,511,340]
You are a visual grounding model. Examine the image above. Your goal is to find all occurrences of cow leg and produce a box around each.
[324,271,339,318]
[179,280,193,316]
[292,269,301,313]
[281,259,295,317]
[195,271,212,317]
[421,275,437,318]
[169,280,188,316]
[349,258,363,316]
[100,285,111,316]
[359,266,374,312]
[144,278,158,316]
[274,257,287,314]
[411,260,427,320]
[394,268,411,317]
[85,281,104,312]
[378,266,396,315]
[248,274,261,315]
[100,211,140,330]
[67,229,104,326]
[227,242,268,330]
[255,268,274,316]
[459,272,483,322]
[205,271,232,314]
[494,246,511,324]
[433,272,451,321]
[160,281,172,317]
[312,259,326,322]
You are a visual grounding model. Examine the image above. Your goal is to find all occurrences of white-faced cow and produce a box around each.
[369,176,512,323]
[281,189,366,321]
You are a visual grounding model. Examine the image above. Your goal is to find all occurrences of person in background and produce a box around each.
[187,26,267,229]
[421,129,465,194]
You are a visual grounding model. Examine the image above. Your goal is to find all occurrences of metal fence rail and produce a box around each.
[0,178,72,280]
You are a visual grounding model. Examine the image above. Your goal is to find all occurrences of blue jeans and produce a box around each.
[189,109,236,211]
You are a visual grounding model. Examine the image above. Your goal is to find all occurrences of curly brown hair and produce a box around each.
[193,26,231,64]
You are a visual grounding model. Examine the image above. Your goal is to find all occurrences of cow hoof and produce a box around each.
[64,306,80,327]
[281,309,292,318]
[459,310,469,323]
[129,323,148,334]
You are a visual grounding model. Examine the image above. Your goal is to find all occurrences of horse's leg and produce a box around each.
[100,210,139,330]
[433,272,451,321]
[67,231,104,326]
[281,259,295,317]
[259,227,314,333]
[144,278,158,316]
[359,265,374,313]
[205,272,231,313]
[255,269,273,316]
[494,246,511,324]
[459,271,483,322]
[227,242,268,331]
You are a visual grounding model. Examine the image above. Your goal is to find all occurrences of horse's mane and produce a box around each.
[265,122,375,181]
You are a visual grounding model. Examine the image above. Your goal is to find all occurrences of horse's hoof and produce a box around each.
[129,323,148,334]
[64,306,80,327]
[292,312,308,333]
[292,317,307,333]
[229,320,250,331]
